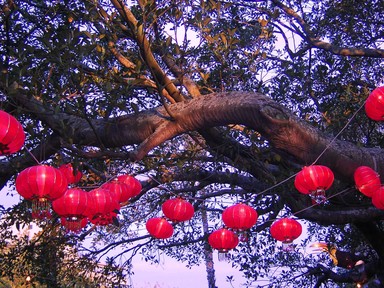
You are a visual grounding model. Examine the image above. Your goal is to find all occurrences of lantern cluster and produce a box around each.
[207,203,257,260]
[0,110,25,156]
[354,166,384,210]
[294,165,334,204]
[270,218,302,252]
[365,86,384,121]
[146,197,194,239]
[15,165,142,231]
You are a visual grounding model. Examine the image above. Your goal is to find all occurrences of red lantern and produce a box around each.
[117,175,142,199]
[58,163,83,184]
[162,198,194,222]
[0,110,25,155]
[222,203,258,231]
[208,228,239,261]
[87,188,120,226]
[52,188,89,231]
[146,217,173,239]
[294,165,334,204]
[15,165,68,219]
[372,187,384,210]
[365,86,384,121]
[61,217,88,233]
[354,166,381,197]
[101,179,132,204]
[270,218,302,252]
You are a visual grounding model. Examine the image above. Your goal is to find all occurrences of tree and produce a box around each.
[0,0,383,287]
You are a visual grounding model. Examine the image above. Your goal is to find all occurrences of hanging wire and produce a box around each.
[310,102,366,166]
[23,145,41,165]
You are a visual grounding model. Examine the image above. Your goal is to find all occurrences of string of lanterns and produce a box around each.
[1,86,383,262]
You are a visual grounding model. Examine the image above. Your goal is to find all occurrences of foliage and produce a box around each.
[0,0,383,287]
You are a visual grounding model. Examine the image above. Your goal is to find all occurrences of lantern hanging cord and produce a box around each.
[290,187,350,218]
[24,145,41,165]
[311,100,366,166]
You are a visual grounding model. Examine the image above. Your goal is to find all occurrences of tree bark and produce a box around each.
[8,88,384,184]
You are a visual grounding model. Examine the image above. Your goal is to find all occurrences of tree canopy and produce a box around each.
[0,0,384,287]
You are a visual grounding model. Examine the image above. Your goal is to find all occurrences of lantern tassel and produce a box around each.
[32,198,52,220]
[218,251,229,262]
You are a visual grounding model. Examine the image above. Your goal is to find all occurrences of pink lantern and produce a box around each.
[101,179,132,204]
[117,174,142,199]
[15,165,68,219]
[0,110,25,155]
[294,165,334,204]
[87,188,120,226]
[208,228,239,261]
[222,203,258,241]
[365,86,384,121]
[162,198,194,222]
[270,218,302,252]
[52,188,89,231]
[354,166,381,197]
[146,217,173,239]
[58,163,83,184]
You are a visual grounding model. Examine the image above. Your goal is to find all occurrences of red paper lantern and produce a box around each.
[208,228,239,261]
[162,198,194,222]
[222,203,258,231]
[0,110,25,155]
[101,179,132,204]
[15,165,68,219]
[365,86,384,121]
[61,217,88,233]
[270,218,302,251]
[52,188,89,231]
[87,188,120,226]
[354,166,381,197]
[372,187,384,210]
[117,175,142,199]
[294,165,334,204]
[146,217,173,239]
[58,163,83,184]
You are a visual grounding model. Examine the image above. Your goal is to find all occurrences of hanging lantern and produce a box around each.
[15,165,68,219]
[146,217,173,239]
[87,188,120,226]
[371,187,384,210]
[270,218,302,252]
[61,217,88,233]
[0,110,25,156]
[58,163,83,184]
[101,179,132,204]
[354,166,381,198]
[117,174,142,199]
[52,188,89,232]
[162,198,194,222]
[294,165,334,204]
[208,228,239,261]
[222,203,258,241]
[365,86,384,121]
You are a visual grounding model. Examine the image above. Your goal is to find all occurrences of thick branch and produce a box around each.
[8,88,384,184]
